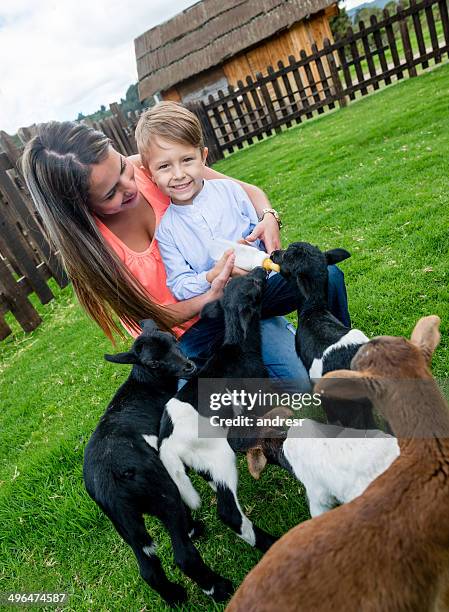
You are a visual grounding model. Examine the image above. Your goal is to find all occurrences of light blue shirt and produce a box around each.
[156,179,260,300]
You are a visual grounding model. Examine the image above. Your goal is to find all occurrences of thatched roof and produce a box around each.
[135,0,336,99]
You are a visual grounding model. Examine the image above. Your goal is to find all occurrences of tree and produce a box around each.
[354,7,383,26]
[74,82,154,124]
[384,1,398,14]
[120,83,147,114]
[330,6,353,39]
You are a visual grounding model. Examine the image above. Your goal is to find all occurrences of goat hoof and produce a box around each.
[209,576,234,602]
[189,519,205,539]
[257,532,278,553]
[163,582,187,606]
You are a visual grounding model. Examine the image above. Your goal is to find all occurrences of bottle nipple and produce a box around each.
[262,258,280,272]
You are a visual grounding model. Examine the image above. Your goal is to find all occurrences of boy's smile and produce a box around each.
[170,180,194,193]
[146,136,208,205]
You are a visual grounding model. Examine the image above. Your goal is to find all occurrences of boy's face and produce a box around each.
[146,136,208,205]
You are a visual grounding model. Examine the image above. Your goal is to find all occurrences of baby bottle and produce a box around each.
[209,238,280,272]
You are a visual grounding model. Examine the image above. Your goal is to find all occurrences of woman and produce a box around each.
[22,121,349,391]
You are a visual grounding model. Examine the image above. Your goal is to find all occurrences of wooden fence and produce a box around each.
[69,0,449,161]
[202,0,449,155]
[0,0,448,340]
[0,135,69,340]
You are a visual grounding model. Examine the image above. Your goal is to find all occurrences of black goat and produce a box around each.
[159,267,277,553]
[83,320,232,606]
[271,242,376,429]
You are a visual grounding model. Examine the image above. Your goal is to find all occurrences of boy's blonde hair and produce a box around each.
[135,101,205,166]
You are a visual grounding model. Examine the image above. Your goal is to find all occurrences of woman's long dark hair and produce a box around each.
[21,121,177,341]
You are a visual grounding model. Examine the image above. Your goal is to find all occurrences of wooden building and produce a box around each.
[135,0,339,105]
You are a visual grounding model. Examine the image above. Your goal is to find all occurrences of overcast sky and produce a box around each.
[0,0,365,135]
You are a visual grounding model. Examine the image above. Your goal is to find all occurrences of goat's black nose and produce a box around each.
[270,250,283,265]
[183,361,197,375]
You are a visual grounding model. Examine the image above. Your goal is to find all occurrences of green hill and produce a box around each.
[347,0,393,20]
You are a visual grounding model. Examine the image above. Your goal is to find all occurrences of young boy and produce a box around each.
[135,101,271,301]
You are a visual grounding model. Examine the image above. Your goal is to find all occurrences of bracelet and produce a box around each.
[260,208,282,229]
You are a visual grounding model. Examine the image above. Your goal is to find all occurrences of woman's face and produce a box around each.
[88,146,139,216]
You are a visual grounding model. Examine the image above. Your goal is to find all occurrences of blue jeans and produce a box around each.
[179,266,350,392]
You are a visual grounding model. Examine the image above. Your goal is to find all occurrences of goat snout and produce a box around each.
[270,249,284,265]
[251,266,269,282]
[182,361,197,376]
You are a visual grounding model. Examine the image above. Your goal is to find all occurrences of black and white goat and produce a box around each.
[271,242,376,429]
[159,267,277,553]
[83,320,232,606]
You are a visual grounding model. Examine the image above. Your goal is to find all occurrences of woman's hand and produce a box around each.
[244,214,281,254]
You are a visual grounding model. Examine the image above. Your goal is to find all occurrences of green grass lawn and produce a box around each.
[1,61,449,611]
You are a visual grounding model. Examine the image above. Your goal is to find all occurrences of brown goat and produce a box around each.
[227,316,449,612]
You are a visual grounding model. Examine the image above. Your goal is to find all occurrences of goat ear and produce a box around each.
[237,305,254,341]
[296,274,312,299]
[314,370,372,400]
[201,300,224,320]
[325,248,351,265]
[139,319,157,332]
[246,447,267,480]
[104,351,138,365]
[410,315,441,364]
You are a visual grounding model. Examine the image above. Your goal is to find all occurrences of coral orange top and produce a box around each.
[95,166,198,338]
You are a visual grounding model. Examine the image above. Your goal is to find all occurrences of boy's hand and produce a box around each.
[245,214,281,254]
[208,252,235,299]
[206,249,235,283]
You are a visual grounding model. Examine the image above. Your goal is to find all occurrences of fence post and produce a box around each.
[110,103,137,155]
[0,155,69,289]
[268,65,290,126]
[359,20,379,90]
[334,33,355,100]
[0,311,12,340]
[323,39,348,108]
[398,3,417,77]
[237,79,263,138]
[424,0,441,63]
[228,84,253,144]
[188,101,223,164]
[247,75,273,135]
[217,90,242,150]
[0,131,21,169]
[371,14,391,84]
[0,257,42,333]
[0,195,54,304]
[383,7,404,80]
[410,0,429,69]
[347,26,369,95]
[438,0,449,59]
[256,71,282,134]
[277,60,299,122]
[311,42,334,109]
[300,49,324,113]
